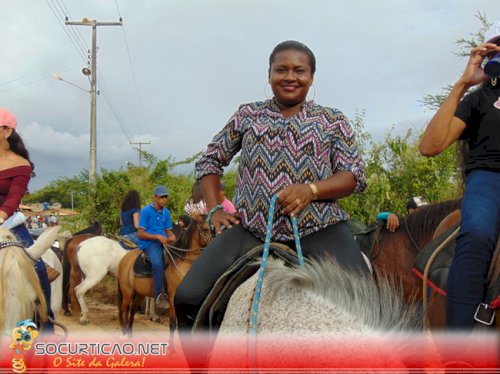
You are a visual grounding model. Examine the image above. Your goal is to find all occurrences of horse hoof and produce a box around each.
[152,318,161,323]
[64,310,72,316]
[79,319,89,325]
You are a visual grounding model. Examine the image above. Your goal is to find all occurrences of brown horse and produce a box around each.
[117,214,210,348]
[423,210,500,331]
[61,222,102,315]
[367,199,462,304]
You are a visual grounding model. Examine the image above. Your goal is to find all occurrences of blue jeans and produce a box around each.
[446,169,500,330]
[143,241,165,298]
[11,224,55,332]
[123,232,139,244]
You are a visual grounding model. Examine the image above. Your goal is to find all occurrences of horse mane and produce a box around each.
[170,219,197,262]
[263,258,422,332]
[74,221,102,236]
[171,223,182,238]
[400,198,461,245]
[63,222,102,254]
[0,246,48,331]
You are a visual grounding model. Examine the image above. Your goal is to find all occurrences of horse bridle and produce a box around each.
[163,220,211,276]
[0,240,38,262]
[404,218,421,253]
[370,218,420,261]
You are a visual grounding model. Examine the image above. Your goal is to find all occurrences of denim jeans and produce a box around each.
[123,231,139,244]
[11,224,55,332]
[446,169,500,330]
[143,241,165,298]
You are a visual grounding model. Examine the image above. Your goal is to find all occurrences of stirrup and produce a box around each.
[474,303,495,326]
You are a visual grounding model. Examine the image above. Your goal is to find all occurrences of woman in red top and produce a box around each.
[0,107,54,332]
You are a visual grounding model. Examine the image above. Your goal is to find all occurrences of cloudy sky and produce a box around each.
[2,0,498,191]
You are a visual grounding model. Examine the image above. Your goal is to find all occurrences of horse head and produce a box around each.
[0,227,59,334]
[194,213,210,248]
[25,226,61,261]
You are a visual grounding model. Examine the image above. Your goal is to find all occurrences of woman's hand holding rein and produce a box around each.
[277,182,318,217]
[208,205,240,236]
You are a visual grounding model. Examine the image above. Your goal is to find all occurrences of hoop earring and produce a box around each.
[491,77,497,87]
[307,84,316,101]
[264,82,273,99]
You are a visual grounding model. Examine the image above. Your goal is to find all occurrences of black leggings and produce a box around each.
[174,221,369,330]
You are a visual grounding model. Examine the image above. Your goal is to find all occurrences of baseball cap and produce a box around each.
[486,20,500,44]
[0,108,17,129]
[406,196,428,211]
[153,185,169,197]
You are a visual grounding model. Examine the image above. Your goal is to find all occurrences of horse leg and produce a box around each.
[144,296,150,318]
[120,290,134,336]
[61,249,72,315]
[168,294,177,354]
[146,297,160,323]
[74,272,106,324]
[128,294,145,335]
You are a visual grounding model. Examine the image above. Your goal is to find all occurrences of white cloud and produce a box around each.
[2,0,498,191]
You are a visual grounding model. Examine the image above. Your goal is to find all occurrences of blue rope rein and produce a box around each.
[249,194,304,334]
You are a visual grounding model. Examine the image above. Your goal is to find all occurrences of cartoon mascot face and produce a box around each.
[9,320,39,352]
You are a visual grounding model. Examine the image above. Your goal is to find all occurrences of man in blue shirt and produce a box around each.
[138,185,177,307]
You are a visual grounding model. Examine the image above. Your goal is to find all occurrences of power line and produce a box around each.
[115,0,149,130]
[64,17,122,188]
[130,141,151,167]
[45,1,144,155]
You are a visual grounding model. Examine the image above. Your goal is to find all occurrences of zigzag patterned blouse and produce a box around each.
[195,99,366,241]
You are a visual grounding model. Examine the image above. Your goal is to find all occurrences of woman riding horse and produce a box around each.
[174,40,370,367]
[0,108,54,332]
[420,23,500,330]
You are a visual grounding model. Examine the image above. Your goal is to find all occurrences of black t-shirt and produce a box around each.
[454,84,500,173]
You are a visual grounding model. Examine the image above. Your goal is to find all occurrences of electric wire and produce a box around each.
[45,0,88,62]
[114,0,149,130]
[44,0,134,144]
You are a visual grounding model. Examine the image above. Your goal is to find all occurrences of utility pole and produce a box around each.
[130,141,151,167]
[65,18,122,188]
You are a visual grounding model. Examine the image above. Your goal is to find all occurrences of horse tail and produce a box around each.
[117,278,124,326]
[69,245,83,314]
[61,237,72,312]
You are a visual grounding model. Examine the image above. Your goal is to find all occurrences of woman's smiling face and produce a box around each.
[269,49,314,109]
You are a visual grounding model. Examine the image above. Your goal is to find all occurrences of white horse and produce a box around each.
[0,226,60,335]
[209,258,422,368]
[69,236,142,324]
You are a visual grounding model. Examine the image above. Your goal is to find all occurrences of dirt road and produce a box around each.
[53,300,171,339]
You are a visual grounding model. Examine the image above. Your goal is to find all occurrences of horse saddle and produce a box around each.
[348,219,383,258]
[44,261,60,283]
[193,243,305,334]
[132,250,168,278]
[413,225,500,325]
[412,224,458,296]
[106,233,137,250]
[133,252,153,277]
